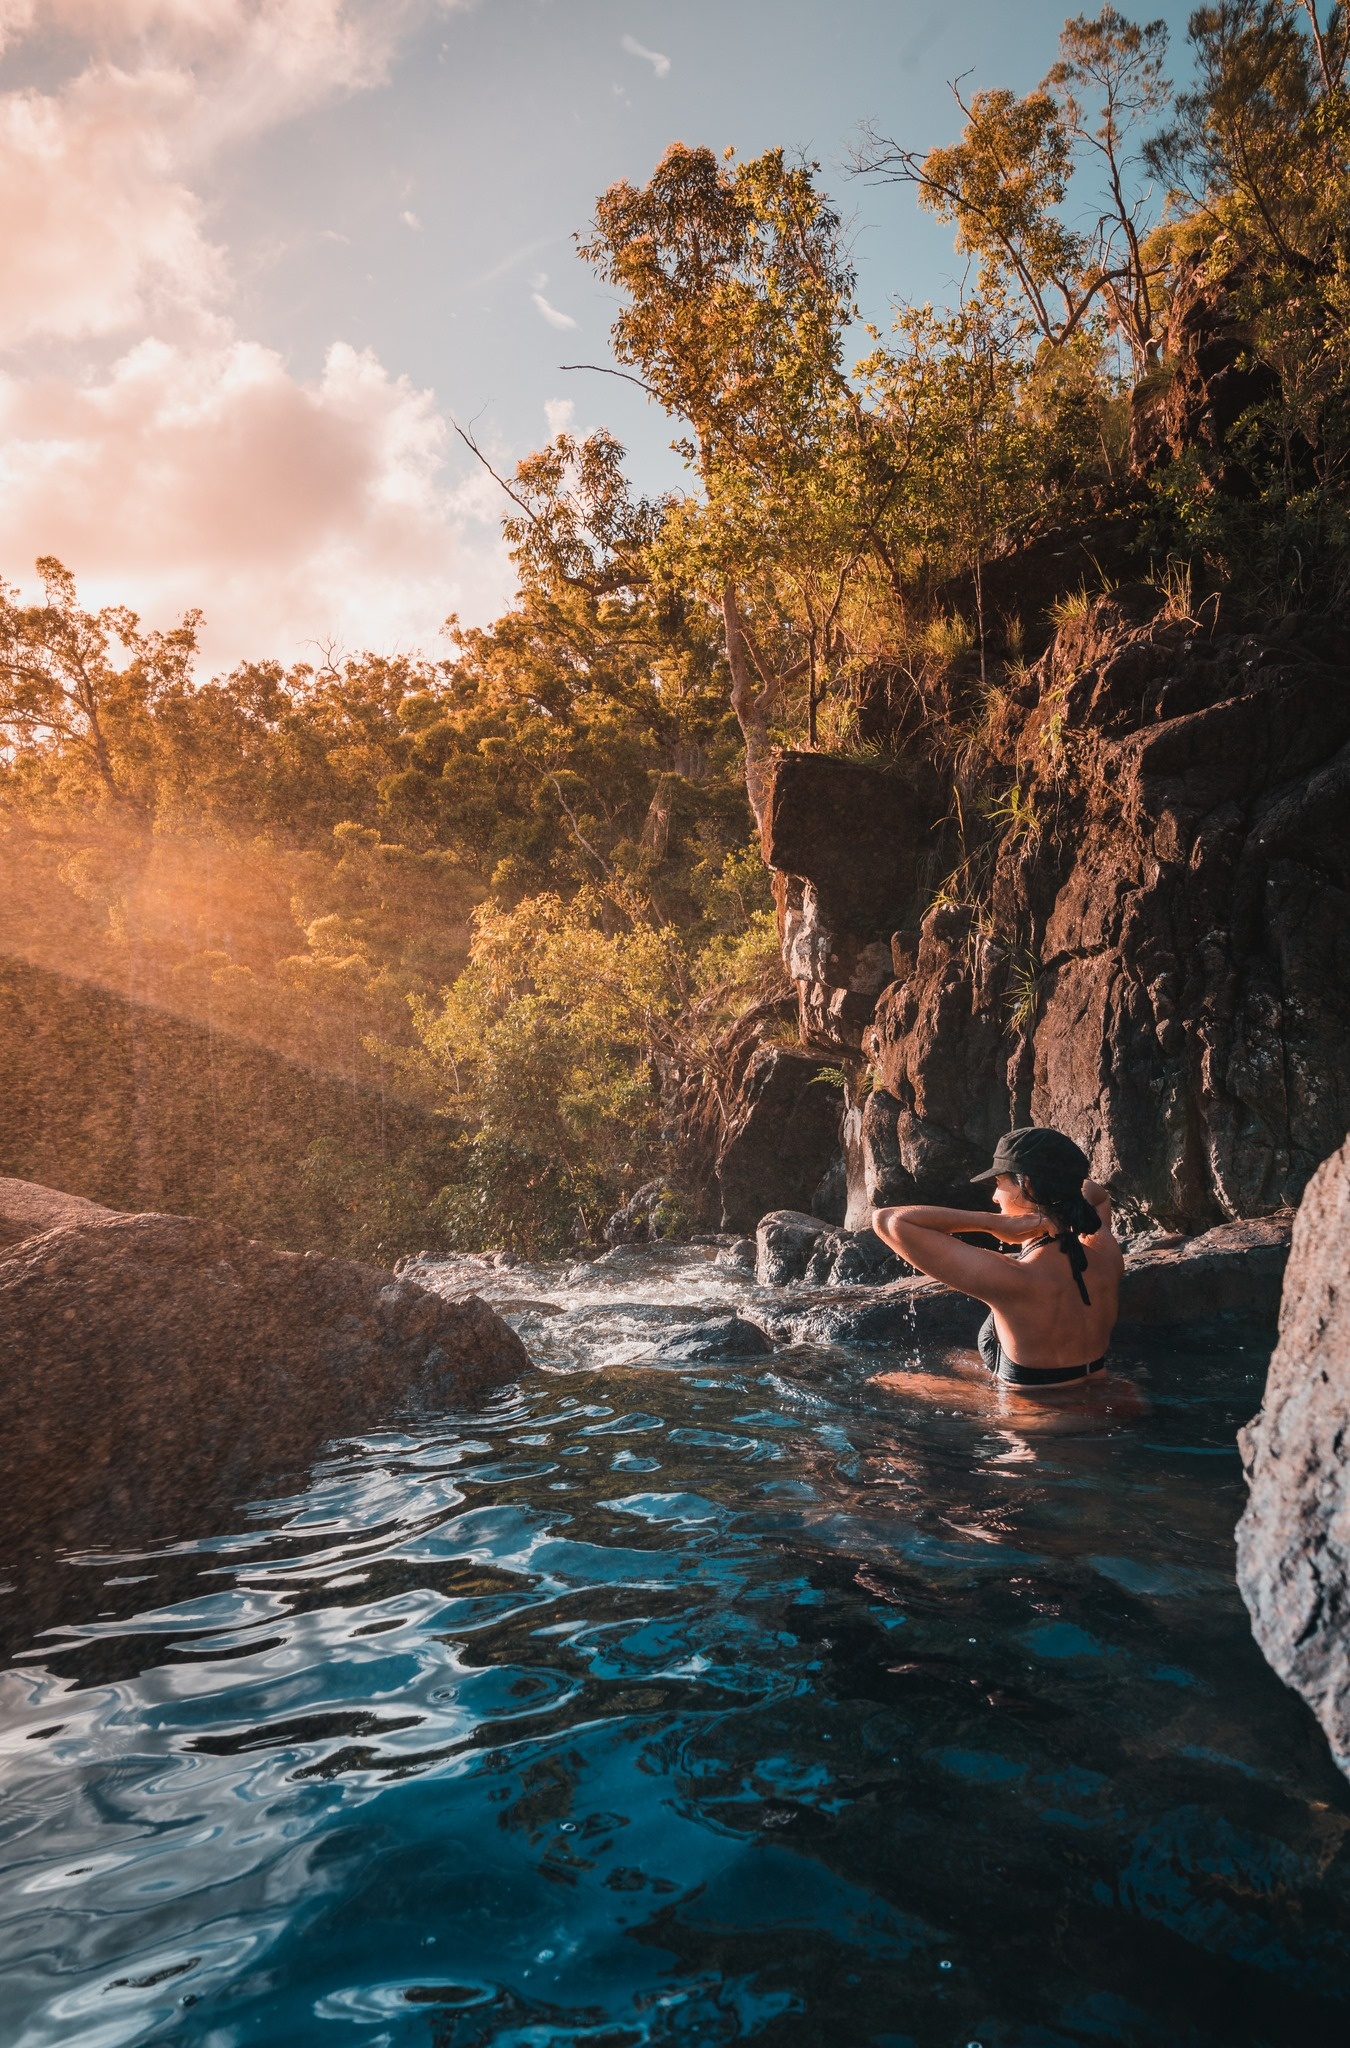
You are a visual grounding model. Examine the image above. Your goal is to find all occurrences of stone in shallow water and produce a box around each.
[804,1227,908,1289]
[715,1237,756,1275]
[755,1209,829,1285]
[653,1315,775,1362]
[1237,1139,1350,1779]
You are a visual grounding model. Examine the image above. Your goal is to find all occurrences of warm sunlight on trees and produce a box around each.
[580,143,903,818]
[857,9,1172,370]
[0,558,201,816]
[7,5,1350,1255]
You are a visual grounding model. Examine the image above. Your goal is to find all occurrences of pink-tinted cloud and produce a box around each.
[0,333,512,670]
[0,67,221,345]
[0,4,422,344]
[0,1,510,663]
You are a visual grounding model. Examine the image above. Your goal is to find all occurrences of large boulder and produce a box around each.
[0,1174,114,1250]
[1237,1138,1350,1777]
[0,1185,530,1582]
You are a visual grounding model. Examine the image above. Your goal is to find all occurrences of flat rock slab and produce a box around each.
[1115,1216,1291,1329]
[0,1191,530,1606]
[758,1216,1292,1350]
[1237,1141,1350,1779]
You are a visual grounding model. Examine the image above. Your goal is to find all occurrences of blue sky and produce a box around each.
[0,0,1198,669]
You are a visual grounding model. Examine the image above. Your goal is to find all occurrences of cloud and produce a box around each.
[0,335,512,668]
[0,68,224,345]
[620,32,669,78]
[543,396,574,437]
[0,2,514,663]
[400,209,421,229]
[531,290,577,331]
[0,3,424,346]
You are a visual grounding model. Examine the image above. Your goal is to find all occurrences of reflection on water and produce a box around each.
[1,1245,1347,2047]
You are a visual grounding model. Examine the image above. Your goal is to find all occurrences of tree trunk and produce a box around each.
[722,583,781,834]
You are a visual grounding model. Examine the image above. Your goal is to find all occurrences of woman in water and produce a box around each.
[872,1126,1123,1395]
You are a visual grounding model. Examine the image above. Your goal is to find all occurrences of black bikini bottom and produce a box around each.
[978,1314,1107,1387]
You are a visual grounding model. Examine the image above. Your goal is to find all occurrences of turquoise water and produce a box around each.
[2,1248,1348,2046]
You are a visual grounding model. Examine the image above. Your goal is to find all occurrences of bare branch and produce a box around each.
[559,362,659,397]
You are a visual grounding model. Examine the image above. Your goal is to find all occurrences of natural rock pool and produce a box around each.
[3,1246,1348,2047]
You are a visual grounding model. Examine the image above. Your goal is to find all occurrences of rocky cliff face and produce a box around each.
[763,595,1350,1232]
[1237,1137,1350,1777]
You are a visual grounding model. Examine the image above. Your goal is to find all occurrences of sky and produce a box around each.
[0,0,1200,674]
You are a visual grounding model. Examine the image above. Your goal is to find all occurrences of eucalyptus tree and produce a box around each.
[856,7,1172,375]
[579,143,906,822]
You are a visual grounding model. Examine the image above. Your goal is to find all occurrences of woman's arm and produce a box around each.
[873,1204,1046,1244]
[872,1205,1033,1310]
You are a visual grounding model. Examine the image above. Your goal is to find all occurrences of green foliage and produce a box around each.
[411,892,679,1252]
[409,855,783,1254]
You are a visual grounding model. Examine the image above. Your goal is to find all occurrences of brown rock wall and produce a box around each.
[763,600,1350,1234]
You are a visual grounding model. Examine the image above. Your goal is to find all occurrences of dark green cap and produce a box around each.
[970,1125,1090,1185]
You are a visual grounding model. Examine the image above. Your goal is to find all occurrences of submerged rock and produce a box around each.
[1237,1139,1350,1779]
[0,1182,530,1586]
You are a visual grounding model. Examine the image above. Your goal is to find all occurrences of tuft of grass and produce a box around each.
[1048,581,1092,629]
[982,780,1043,846]
[1003,612,1025,659]
[1005,950,1043,1032]
[1148,554,1195,623]
[922,611,974,662]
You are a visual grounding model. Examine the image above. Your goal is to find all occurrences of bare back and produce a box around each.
[991,1216,1122,1369]
[873,1193,1124,1374]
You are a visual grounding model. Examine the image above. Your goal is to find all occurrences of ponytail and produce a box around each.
[1021,1170,1101,1306]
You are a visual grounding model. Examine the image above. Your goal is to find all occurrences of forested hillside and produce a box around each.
[3,3,1348,1253]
